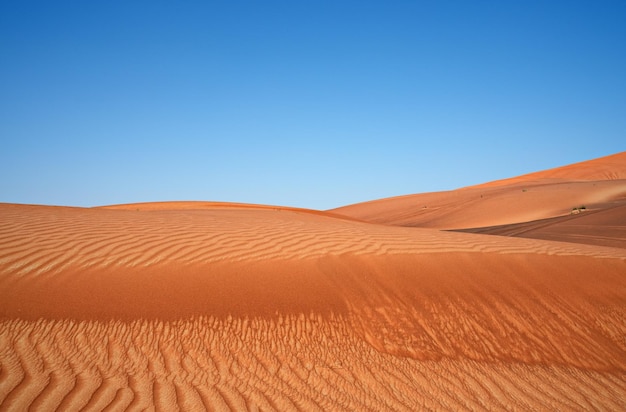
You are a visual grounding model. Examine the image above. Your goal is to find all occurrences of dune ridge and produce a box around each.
[331,152,626,230]
[0,203,622,281]
[2,152,626,410]
[1,200,625,410]
[470,151,626,188]
[97,200,363,222]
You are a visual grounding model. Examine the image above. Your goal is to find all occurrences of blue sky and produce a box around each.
[1,1,625,209]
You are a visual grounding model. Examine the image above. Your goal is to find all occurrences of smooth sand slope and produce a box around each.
[1,196,625,411]
[332,151,626,232]
[458,203,626,249]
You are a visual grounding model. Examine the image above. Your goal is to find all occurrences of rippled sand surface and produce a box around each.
[1,152,625,410]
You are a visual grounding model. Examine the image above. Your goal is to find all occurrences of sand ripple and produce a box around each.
[1,203,625,410]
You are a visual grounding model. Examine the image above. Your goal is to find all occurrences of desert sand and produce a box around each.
[1,153,625,410]
[332,151,626,231]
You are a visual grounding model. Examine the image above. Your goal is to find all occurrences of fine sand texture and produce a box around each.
[1,152,626,410]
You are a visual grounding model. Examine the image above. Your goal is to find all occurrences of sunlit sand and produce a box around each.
[1,152,625,410]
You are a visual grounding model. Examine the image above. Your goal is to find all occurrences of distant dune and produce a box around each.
[1,152,625,410]
[470,151,626,187]
[332,151,626,232]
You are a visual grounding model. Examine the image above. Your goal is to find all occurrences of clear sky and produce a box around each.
[1,1,625,210]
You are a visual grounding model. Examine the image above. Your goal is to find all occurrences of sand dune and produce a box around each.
[332,152,626,230]
[97,201,362,222]
[1,198,625,410]
[1,152,626,410]
[471,150,626,188]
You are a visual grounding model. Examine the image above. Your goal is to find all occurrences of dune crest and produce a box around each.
[2,152,626,410]
[332,152,626,231]
[471,151,626,188]
[1,200,625,409]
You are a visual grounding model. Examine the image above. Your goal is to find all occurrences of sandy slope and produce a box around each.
[1,201,625,410]
[458,203,626,249]
[471,150,626,188]
[332,152,626,230]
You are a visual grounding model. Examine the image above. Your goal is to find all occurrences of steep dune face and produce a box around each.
[331,152,626,230]
[1,203,625,410]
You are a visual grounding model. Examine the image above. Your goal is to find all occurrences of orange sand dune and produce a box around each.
[98,200,363,222]
[1,201,625,410]
[471,150,626,188]
[98,200,289,210]
[332,152,626,229]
